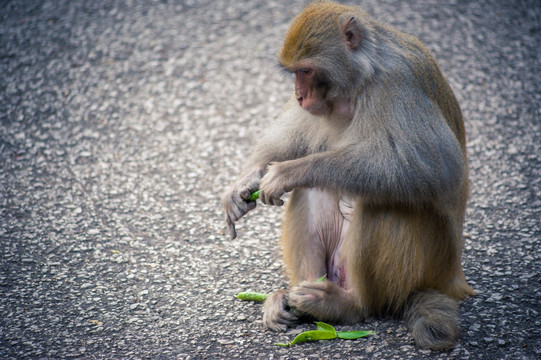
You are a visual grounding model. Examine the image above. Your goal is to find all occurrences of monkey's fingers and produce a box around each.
[259,191,269,205]
[263,290,299,332]
[239,188,252,200]
[245,199,257,211]
[260,191,284,206]
[260,192,270,205]
[226,216,237,240]
[267,311,298,332]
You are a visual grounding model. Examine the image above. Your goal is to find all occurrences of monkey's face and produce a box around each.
[278,3,359,118]
[294,66,330,116]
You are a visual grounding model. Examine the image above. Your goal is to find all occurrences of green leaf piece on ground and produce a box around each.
[275,322,373,346]
[337,330,375,339]
[315,274,327,282]
[315,321,337,334]
[276,329,337,347]
[235,291,269,302]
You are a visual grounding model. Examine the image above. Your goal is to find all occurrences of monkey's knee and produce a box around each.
[262,289,298,332]
[404,290,460,350]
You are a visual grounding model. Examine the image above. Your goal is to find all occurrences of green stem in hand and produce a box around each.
[249,190,260,201]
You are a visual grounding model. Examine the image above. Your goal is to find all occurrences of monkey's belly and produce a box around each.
[306,189,355,288]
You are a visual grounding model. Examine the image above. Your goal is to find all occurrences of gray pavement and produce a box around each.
[0,0,539,359]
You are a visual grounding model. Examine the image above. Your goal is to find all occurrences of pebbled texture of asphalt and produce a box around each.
[1,0,539,359]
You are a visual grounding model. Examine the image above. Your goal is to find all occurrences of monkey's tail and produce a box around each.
[403,289,460,350]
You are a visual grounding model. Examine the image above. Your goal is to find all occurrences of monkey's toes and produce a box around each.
[263,306,298,332]
[288,286,322,312]
[262,290,298,332]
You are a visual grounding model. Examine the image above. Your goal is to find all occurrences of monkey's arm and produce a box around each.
[222,98,312,238]
[259,105,465,206]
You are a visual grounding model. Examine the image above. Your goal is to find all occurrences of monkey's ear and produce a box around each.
[342,16,362,50]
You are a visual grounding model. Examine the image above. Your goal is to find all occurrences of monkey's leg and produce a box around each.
[263,189,331,331]
[283,190,364,325]
[282,188,339,284]
[263,188,350,330]
[349,205,469,349]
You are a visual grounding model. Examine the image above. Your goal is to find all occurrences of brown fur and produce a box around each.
[222,1,475,350]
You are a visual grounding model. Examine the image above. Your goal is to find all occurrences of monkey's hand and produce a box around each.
[259,162,296,206]
[263,289,298,332]
[221,168,263,239]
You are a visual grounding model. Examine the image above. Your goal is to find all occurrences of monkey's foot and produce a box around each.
[289,280,362,324]
[262,289,298,332]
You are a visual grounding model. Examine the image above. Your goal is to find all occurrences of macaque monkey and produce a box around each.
[222,0,475,350]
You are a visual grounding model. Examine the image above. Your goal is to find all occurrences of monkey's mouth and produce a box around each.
[298,97,327,116]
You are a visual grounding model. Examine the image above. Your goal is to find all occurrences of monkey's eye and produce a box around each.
[299,68,312,75]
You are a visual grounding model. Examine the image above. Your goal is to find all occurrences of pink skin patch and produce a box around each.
[295,68,328,116]
[305,189,354,288]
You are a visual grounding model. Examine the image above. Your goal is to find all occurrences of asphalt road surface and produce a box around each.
[1,0,539,359]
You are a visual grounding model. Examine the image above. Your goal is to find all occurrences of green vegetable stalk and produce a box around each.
[236,291,269,302]
[248,190,260,201]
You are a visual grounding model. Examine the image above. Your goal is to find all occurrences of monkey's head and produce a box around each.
[279,2,370,117]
